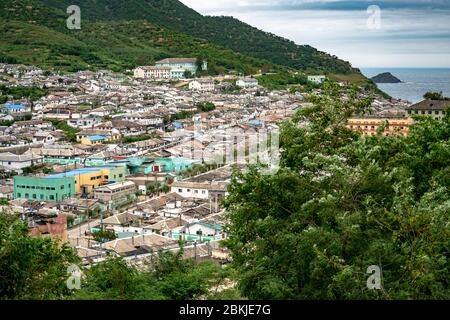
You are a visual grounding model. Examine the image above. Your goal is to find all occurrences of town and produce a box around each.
[0,58,447,267]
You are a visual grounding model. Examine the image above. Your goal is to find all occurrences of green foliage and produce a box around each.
[92,229,117,243]
[196,102,216,112]
[36,0,355,74]
[180,163,223,179]
[47,119,79,142]
[423,91,449,100]
[0,0,362,78]
[257,73,308,90]
[0,214,79,299]
[223,83,450,300]
[0,85,48,102]
[121,135,156,144]
[74,249,223,300]
[22,164,50,175]
[0,198,9,205]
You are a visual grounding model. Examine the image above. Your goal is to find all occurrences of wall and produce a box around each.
[14,176,75,202]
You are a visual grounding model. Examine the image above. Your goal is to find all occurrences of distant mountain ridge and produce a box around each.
[1,0,362,78]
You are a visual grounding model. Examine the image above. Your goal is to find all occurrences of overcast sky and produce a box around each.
[180,0,450,68]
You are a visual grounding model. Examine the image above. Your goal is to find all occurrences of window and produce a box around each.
[202,190,206,194]
[40,195,44,200]
[17,193,21,197]
[61,185,65,190]
[194,190,198,194]
[49,195,55,200]
[33,194,36,199]
[178,189,182,193]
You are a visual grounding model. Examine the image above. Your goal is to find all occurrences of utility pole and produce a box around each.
[194,240,197,262]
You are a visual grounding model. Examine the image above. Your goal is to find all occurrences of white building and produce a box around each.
[236,77,258,88]
[307,75,327,85]
[134,66,172,80]
[0,151,44,173]
[189,79,215,92]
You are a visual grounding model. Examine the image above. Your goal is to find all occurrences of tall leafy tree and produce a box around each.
[223,83,450,299]
[0,214,79,299]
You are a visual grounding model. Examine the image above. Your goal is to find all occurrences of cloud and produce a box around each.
[180,0,450,67]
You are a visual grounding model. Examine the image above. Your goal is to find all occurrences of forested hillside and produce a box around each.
[0,0,361,76]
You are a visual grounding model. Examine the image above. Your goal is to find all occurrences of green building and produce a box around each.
[14,176,75,202]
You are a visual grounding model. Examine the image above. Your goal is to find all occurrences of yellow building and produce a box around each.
[347,116,413,136]
[44,166,127,196]
[81,135,109,145]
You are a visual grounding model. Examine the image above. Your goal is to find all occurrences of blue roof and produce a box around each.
[44,167,112,179]
[89,135,107,141]
[4,104,28,109]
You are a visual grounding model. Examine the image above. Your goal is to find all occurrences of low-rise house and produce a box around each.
[172,221,225,242]
[76,129,121,142]
[406,99,449,120]
[94,181,137,210]
[308,75,326,85]
[0,185,14,199]
[103,233,178,257]
[0,151,44,173]
[171,181,228,199]
[1,103,32,114]
[189,79,215,92]
[13,120,52,130]
[67,116,101,129]
[236,77,258,88]
[33,131,64,145]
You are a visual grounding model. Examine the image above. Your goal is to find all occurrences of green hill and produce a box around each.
[0,0,363,78]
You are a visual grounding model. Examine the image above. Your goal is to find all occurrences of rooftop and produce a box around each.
[44,167,113,179]
[406,100,450,111]
[156,58,197,64]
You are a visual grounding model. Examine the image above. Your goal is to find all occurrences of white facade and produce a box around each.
[307,75,326,85]
[236,78,258,88]
[0,152,44,173]
[171,184,209,199]
[189,79,215,92]
[134,66,172,80]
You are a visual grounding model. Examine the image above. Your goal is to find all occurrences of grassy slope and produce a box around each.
[38,0,360,75]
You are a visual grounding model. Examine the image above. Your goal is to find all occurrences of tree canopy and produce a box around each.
[223,82,450,299]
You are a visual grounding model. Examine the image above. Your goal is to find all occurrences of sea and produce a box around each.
[360,68,450,103]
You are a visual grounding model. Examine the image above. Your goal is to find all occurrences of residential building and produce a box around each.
[1,103,31,114]
[0,151,44,173]
[189,79,215,92]
[94,181,136,202]
[405,100,449,120]
[308,75,326,85]
[347,116,413,136]
[155,58,198,73]
[14,166,128,200]
[236,78,258,88]
[81,135,109,145]
[14,176,75,202]
[133,66,172,80]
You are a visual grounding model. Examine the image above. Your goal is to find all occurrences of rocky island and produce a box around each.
[371,72,403,83]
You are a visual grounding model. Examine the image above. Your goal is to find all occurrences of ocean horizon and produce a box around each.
[360,68,450,103]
